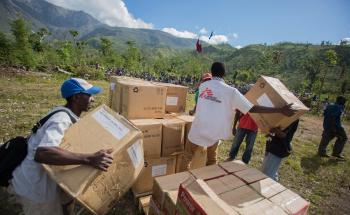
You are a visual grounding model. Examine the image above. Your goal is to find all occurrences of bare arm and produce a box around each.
[232,111,241,135]
[35,147,113,171]
[249,103,296,117]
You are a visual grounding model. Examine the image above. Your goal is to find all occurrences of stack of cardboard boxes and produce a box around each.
[149,160,309,215]
[108,76,207,199]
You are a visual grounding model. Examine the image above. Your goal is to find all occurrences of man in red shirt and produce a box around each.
[227,110,258,164]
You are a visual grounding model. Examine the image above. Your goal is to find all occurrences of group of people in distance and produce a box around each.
[5,62,347,215]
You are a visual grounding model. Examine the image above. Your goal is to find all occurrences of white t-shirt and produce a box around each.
[188,78,253,147]
[11,106,78,203]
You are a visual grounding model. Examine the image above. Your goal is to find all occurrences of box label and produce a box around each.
[110,83,116,91]
[152,164,167,177]
[92,108,130,140]
[127,140,143,168]
[166,96,178,106]
[257,93,274,108]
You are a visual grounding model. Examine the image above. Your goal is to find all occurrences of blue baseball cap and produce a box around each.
[61,78,102,98]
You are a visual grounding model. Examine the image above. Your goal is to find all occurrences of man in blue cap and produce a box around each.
[9,78,113,215]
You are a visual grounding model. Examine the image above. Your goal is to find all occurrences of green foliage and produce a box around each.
[10,17,36,68]
[0,31,11,65]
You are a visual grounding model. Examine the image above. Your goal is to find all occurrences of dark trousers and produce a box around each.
[229,128,257,164]
[318,127,348,156]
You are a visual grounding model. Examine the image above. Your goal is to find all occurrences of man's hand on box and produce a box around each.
[88,149,114,171]
[280,103,296,117]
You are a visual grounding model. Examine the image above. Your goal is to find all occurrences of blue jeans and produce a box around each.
[261,152,283,181]
[229,128,257,164]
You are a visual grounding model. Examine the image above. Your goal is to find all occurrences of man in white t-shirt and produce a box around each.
[187,62,295,168]
[9,78,114,215]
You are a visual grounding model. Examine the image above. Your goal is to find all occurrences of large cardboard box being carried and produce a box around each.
[109,76,167,119]
[131,119,163,158]
[245,76,309,133]
[132,156,176,196]
[153,82,188,113]
[44,105,144,215]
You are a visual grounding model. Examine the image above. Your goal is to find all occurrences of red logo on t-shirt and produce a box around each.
[199,87,213,98]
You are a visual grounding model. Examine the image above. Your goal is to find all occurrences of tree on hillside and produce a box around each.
[123,41,142,72]
[10,17,35,68]
[0,32,11,65]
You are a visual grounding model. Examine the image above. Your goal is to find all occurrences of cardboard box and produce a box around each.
[176,114,194,147]
[44,105,144,215]
[219,185,264,211]
[245,76,309,133]
[109,76,145,113]
[219,160,250,173]
[176,178,239,215]
[149,197,163,215]
[131,119,163,158]
[269,189,310,215]
[132,156,176,195]
[153,82,188,113]
[161,118,185,156]
[139,195,152,215]
[234,168,268,184]
[190,164,227,180]
[206,175,246,195]
[152,171,192,209]
[163,190,178,215]
[175,148,207,173]
[112,79,167,119]
[250,178,286,198]
[237,199,287,215]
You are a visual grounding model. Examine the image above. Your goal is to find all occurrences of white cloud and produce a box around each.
[235,45,242,49]
[46,0,154,29]
[199,27,208,34]
[162,27,198,39]
[232,33,238,39]
[200,35,229,45]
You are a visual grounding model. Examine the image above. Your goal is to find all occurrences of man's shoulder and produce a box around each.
[45,107,78,124]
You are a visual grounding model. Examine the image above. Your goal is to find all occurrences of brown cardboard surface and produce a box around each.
[206,175,246,195]
[119,80,167,119]
[176,178,238,215]
[176,114,195,148]
[149,197,163,215]
[250,177,286,198]
[109,76,145,113]
[162,191,178,215]
[190,164,227,180]
[218,160,250,173]
[153,82,188,113]
[161,118,185,156]
[152,171,192,209]
[132,156,176,195]
[245,76,309,133]
[131,119,163,158]
[175,148,207,173]
[237,199,287,215]
[43,105,144,215]
[269,189,310,215]
[233,168,268,184]
[219,185,264,211]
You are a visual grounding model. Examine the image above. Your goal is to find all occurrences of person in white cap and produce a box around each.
[9,78,113,215]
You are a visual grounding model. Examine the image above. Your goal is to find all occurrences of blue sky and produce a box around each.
[47,0,350,47]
